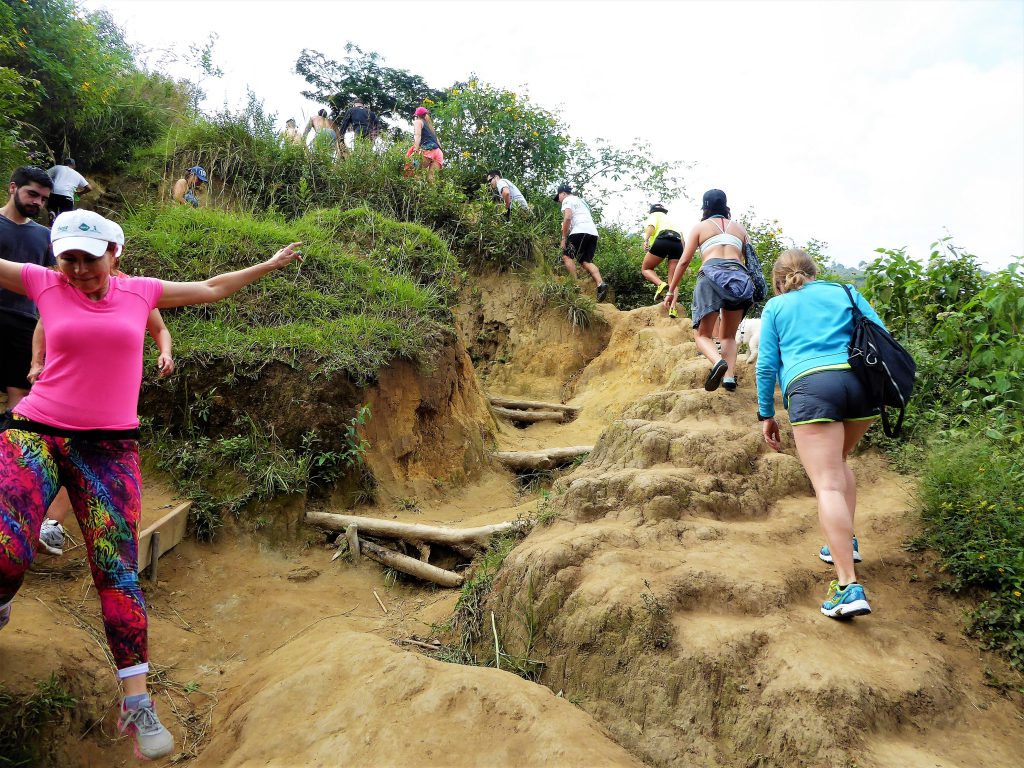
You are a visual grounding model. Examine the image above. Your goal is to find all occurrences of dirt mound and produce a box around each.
[197,624,643,768]
[478,298,1024,767]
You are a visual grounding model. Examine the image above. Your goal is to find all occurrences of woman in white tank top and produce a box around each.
[663,189,753,392]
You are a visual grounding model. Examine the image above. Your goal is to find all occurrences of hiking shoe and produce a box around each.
[596,283,608,302]
[668,307,678,319]
[653,283,668,301]
[0,601,10,631]
[819,536,862,564]
[38,519,65,556]
[119,696,174,761]
[704,359,728,391]
[723,377,737,392]
[821,580,872,619]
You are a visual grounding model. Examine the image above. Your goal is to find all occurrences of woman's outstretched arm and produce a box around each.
[156,242,303,308]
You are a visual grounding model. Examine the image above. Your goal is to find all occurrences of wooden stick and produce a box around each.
[487,396,579,414]
[373,590,388,614]
[345,524,360,563]
[148,531,161,583]
[360,540,464,588]
[306,512,516,546]
[397,637,442,652]
[493,446,593,472]
[492,611,501,670]
[492,406,566,423]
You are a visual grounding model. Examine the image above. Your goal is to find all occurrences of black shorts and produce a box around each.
[46,194,74,218]
[566,233,598,264]
[648,236,683,260]
[785,368,880,426]
[0,311,36,390]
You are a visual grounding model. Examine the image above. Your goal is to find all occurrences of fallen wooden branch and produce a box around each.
[493,446,592,472]
[488,395,579,415]
[306,511,516,547]
[360,540,464,588]
[492,406,566,424]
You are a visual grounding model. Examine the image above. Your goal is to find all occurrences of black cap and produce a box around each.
[649,202,668,214]
[553,183,572,200]
[702,189,727,210]
[65,157,75,166]
[486,169,500,180]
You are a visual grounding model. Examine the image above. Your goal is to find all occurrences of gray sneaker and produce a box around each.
[0,601,10,631]
[38,519,65,556]
[119,696,174,760]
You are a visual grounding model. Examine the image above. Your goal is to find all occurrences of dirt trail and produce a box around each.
[3,281,1022,767]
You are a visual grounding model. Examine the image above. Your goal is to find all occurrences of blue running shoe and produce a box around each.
[819,536,861,564]
[821,580,872,619]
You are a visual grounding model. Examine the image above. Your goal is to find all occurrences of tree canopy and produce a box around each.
[295,43,444,131]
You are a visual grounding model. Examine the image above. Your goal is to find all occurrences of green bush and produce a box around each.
[917,436,1024,670]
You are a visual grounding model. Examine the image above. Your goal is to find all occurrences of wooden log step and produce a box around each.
[137,501,191,575]
[487,395,579,415]
[492,406,566,424]
[305,511,516,547]
[360,540,464,588]
[493,446,593,472]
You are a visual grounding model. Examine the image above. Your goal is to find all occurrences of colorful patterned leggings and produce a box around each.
[0,425,148,678]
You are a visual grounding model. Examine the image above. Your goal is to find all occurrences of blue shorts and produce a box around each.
[785,368,880,425]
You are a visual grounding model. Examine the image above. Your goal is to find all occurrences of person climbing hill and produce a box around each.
[173,166,208,208]
[45,158,91,223]
[487,170,530,217]
[664,189,753,392]
[756,248,883,620]
[405,106,444,180]
[337,98,379,143]
[641,202,684,317]
[555,184,608,302]
[0,209,303,760]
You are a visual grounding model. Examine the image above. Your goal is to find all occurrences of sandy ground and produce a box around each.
[2,288,1022,767]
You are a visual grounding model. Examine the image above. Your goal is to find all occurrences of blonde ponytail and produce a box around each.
[772,249,817,295]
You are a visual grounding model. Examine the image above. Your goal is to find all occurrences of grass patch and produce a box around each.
[533,275,598,329]
[0,674,76,767]
[915,433,1024,671]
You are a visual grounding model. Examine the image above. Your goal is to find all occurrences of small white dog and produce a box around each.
[737,318,761,364]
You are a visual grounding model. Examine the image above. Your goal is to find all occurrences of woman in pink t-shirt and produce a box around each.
[0,209,302,761]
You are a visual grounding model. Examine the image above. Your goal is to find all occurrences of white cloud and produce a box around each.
[84,0,1023,269]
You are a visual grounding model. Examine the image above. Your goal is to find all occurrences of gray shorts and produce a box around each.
[785,368,880,425]
[691,258,752,328]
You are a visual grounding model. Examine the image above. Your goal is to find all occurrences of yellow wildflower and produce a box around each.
[18,41,27,49]
[461,151,471,158]
[469,80,477,89]
[532,131,539,137]
[1015,591,1022,598]
[452,89,461,95]
[978,553,986,559]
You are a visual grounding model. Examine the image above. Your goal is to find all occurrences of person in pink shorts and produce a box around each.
[405,106,444,180]
[0,209,303,760]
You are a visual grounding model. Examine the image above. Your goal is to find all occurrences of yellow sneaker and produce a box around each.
[668,307,678,319]
[653,283,668,301]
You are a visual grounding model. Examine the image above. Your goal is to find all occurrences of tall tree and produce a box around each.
[295,43,444,131]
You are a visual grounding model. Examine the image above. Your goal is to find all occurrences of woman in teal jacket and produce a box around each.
[756,249,887,620]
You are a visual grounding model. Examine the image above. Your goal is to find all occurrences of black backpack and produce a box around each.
[841,284,916,438]
[743,242,768,302]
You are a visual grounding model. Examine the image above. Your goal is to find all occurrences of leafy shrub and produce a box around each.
[0,673,76,767]
[917,436,1024,670]
[533,275,598,329]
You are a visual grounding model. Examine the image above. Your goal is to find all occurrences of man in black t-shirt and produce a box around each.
[337,98,379,141]
[0,166,54,408]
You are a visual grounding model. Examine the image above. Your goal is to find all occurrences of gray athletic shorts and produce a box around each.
[785,368,880,425]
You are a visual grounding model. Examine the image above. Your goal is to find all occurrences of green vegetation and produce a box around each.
[862,242,1024,669]
[0,674,76,767]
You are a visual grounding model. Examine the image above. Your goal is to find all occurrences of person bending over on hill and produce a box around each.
[487,170,530,218]
[641,202,684,317]
[405,107,444,180]
[29,274,174,558]
[45,158,91,223]
[172,166,208,208]
[756,249,883,620]
[337,98,378,143]
[0,209,302,760]
[555,184,608,302]
[664,189,753,392]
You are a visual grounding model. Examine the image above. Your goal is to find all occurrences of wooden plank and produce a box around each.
[137,501,191,574]
[492,406,566,423]
[494,446,593,472]
[487,395,579,414]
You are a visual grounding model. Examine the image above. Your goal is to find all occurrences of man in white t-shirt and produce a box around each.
[45,158,91,223]
[486,170,530,217]
[555,184,607,302]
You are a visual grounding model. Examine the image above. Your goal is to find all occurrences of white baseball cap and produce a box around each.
[51,210,124,258]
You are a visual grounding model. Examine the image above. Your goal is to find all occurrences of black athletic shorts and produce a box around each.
[0,310,36,390]
[785,368,880,426]
[46,193,74,218]
[566,233,598,264]
[648,236,683,259]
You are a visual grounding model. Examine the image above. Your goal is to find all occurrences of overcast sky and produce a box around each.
[84,0,1023,270]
